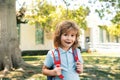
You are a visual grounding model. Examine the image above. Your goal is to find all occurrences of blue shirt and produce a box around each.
[44,47,84,80]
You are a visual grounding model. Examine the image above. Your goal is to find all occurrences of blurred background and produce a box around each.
[16,0,120,54]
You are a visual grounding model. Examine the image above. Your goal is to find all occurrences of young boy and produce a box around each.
[42,20,83,80]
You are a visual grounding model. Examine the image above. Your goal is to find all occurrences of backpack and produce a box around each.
[47,48,79,80]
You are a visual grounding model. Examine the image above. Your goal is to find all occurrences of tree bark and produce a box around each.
[0,0,25,72]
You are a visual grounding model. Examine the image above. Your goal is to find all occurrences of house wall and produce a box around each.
[92,27,120,53]
[84,28,90,50]
[19,24,54,51]
[19,24,120,53]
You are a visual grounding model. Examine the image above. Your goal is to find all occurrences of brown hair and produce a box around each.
[53,20,80,49]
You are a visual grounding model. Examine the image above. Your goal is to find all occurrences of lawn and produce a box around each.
[0,52,120,80]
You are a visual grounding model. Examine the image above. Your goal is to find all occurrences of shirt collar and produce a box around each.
[58,47,72,54]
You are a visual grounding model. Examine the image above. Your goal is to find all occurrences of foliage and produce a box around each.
[98,25,107,30]
[67,7,89,30]
[16,7,27,25]
[25,0,89,32]
[87,0,120,36]
[107,24,120,36]
[96,0,120,20]
[99,24,120,36]
[111,11,120,24]
[25,0,56,32]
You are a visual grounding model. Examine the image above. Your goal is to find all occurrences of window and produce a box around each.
[99,28,103,43]
[17,24,20,44]
[35,22,44,44]
[99,28,120,43]
[106,31,110,42]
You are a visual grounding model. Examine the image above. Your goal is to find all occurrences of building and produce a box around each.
[19,24,53,51]
[19,22,120,53]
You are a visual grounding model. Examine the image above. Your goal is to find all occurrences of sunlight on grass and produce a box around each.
[23,56,46,61]
[82,52,120,57]
[21,54,120,80]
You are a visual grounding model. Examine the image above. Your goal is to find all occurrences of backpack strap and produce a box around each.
[72,48,80,73]
[51,49,64,79]
[72,49,79,62]
[52,49,61,67]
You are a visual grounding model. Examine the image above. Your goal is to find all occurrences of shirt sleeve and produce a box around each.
[44,50,54,68]
[77,48,84,64]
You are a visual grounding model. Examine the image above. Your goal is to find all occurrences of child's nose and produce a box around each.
[67,36,71,39]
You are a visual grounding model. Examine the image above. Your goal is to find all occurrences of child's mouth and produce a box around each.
[65,42,71,44]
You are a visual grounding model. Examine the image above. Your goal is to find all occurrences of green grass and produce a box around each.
[82,52,120,57]
[1,52,119,80]
[22,53,120,80]
[23,56,41,61]
[82,56,120,80]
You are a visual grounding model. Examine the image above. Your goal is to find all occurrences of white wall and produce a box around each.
[20,24,53,51]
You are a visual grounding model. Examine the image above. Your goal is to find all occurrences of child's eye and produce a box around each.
[63,33,67,36]
[71,35,75,37]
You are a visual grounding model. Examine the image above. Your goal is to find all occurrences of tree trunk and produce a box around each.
[0,0,25,72]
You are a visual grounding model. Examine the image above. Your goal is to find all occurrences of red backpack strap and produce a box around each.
[72,48,79,62]
[52,49,61,67]
[51,49,64,79]
[72,48,80,73]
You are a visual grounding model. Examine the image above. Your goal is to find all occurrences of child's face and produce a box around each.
[60,30,76,50]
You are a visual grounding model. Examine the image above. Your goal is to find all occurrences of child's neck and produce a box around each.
[60,46,71,51]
